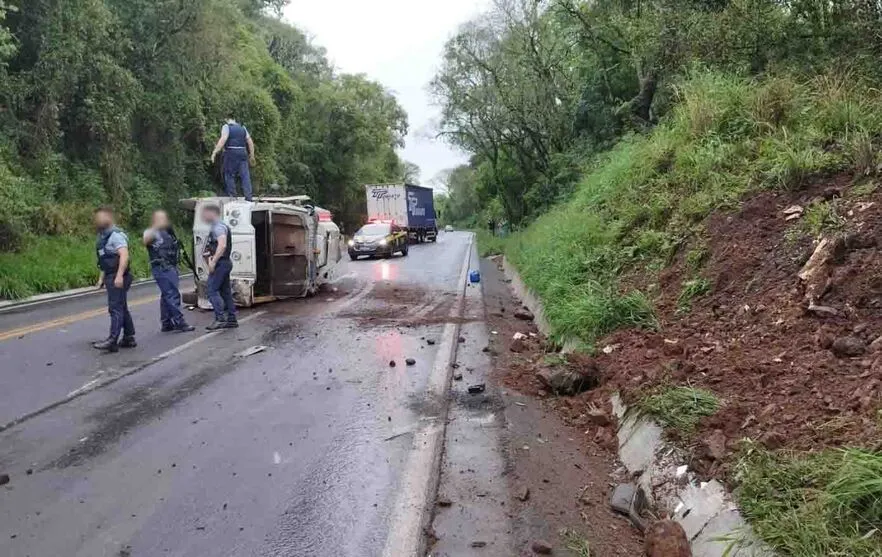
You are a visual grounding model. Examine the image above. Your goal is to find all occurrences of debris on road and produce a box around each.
[516,486,530,501]
[458,336,466,343]
[235,345,267,358]
[514,308,534,321]
[610,483,636,515]
[405,358,416,366]
[437,497,453,507]
[427,339,436,345]
[644,519,692,557]
[0,473,9,486]
[531,540,553,554]
[453,372,463,380]
[389,360,396,367]
[467,384,486,394]
[470,541,487,548]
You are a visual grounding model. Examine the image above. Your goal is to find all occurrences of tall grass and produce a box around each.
[503,70,882,346]
[736,446,882,556]
[0,235,153,299]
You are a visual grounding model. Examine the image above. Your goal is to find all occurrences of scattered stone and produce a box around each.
[388,360,396,367]
[536,362,600,396]
[610,483,636,515]
[453,372,463,381]
[437,497,453,507]
[759,430,785,450]
[426,339,436,345]
[514,308,534,321]
[782,204,803,216]
[516,487,530,502]
[405,358,416,366]
[831,336,866,358]
[807,304,839,317]
[25,469,32,475]
[470,541,487,548]
[645,519,691,557]
[531,540,553,554]
[586,407,611,427]
[458,336,466,343]
[869,335,882,353]
[510,337,527,353]
[703,429,727,461]
[468,384,486,394]
[0,473,8,486]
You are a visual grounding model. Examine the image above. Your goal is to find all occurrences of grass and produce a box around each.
[677,277,712,313]
[736,445,882,556]
[560,528,591,557]
[475,228,506,257]
[497,70,882,346]
[636,386,721,434]
[0,232,184,299]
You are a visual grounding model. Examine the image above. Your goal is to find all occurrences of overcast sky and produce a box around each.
[283,0,489,189]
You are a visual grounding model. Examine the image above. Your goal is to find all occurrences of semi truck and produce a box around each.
[364,184,437,243]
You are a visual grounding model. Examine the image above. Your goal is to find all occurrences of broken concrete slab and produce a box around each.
[610,483,636,515]
[618,413,664,475]
[691,508,773,557]
[675,480,728,540]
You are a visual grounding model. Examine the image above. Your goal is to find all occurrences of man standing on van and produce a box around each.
[93,206,136,352]
[210,114,255,201]
[143,210,195,333]
[201,205,238,330]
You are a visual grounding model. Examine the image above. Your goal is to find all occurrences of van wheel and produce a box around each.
[349,254,358,261]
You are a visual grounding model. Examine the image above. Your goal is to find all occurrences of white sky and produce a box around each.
[283,0,489,188]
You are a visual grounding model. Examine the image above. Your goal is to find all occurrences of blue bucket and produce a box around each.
[469,270,481,283]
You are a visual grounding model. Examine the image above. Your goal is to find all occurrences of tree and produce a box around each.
[403,161,421,184]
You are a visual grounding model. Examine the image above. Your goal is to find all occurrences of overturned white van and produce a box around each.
[180,196,343,308]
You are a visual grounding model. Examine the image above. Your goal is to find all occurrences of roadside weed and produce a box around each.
[636,386,720,434]
[560,528,591,557]
[677,277,711,314]
[736,445,882,556]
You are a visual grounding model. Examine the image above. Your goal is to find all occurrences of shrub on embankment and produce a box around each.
[495,70,882,346]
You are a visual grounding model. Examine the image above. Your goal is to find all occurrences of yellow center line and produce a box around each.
[0,295,158,342]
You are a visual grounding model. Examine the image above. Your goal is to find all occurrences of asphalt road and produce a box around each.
[0,231,472,557]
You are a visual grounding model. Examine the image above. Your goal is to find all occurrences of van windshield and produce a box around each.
[357,224,390,236]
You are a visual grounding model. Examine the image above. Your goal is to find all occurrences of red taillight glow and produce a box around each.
[317,211,333,222]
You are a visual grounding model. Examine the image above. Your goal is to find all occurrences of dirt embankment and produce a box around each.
[498,174,882,480]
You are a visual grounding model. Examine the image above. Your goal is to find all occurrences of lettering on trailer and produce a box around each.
[407,192,426,217]
[371,188,401,200]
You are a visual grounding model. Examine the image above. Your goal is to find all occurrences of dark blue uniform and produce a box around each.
[147,228,189,331]
[96,226,135,343]
[206,222,237,324]
[222,122,253,201]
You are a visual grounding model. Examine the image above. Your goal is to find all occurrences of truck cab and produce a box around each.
[182,196,342,308]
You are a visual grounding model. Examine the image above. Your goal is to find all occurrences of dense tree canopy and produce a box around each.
[0,0,407,248]
[432,0,882,227]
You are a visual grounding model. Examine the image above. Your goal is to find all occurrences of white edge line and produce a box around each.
[1,310,266,433]
[381,233,474,557]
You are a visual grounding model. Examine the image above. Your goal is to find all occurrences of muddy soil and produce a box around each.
[480,258,645,556]
[516,175,882,481]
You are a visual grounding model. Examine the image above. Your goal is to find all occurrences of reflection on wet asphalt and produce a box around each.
[0,233,471,557]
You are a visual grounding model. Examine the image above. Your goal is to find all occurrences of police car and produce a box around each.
[348,220,409,260]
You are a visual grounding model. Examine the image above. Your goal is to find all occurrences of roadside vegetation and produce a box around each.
[635,386,721,435]
[438,0,882,550]
[736,445,882,556]
[0,0,413,298]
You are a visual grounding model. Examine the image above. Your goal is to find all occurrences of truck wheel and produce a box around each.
[349,253,358,261]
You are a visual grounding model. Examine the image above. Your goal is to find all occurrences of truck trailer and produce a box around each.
[364,184,437,243]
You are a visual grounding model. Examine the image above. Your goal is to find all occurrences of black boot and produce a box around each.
[93,338,119,353]
[175,322,196,332]
[119,336,137,348]
[161,323,175,332]
[224,318,239,329]
[206,319,227,331]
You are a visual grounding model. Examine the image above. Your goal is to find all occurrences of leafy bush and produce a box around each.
[636,386,720,433]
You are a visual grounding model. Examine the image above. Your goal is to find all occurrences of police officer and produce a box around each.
[210,113,256,201]
[201,205,238,330]
[143,210,195,333]
[93,206,136,352]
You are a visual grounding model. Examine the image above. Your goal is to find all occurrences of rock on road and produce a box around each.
[0,231,473,557]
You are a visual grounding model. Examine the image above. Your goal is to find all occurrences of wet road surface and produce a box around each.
[0,232,472,557]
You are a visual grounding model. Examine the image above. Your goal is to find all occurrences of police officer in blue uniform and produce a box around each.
[143,210,195,333]
[201,205,238,330]
[210,114,256,201]
[93,206,136,353]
